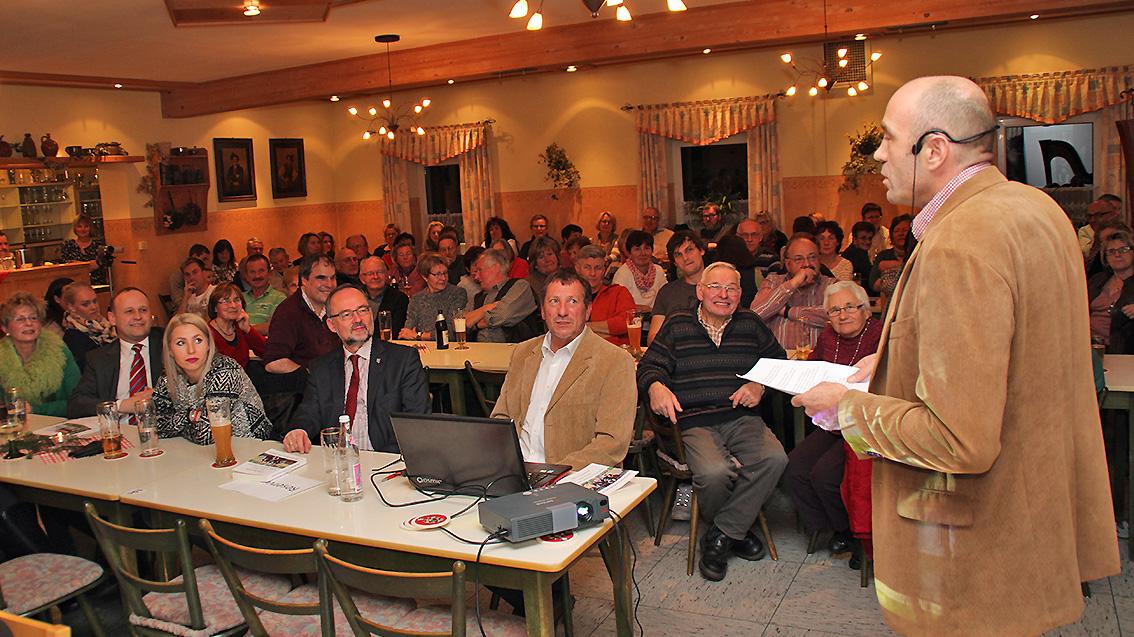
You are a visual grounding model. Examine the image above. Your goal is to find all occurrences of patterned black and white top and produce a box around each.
[153,354,272,444]
[60,239,108,286]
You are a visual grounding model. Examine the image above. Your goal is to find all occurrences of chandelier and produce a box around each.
[509,0,687,31]
[777,0,882,97]
[348,34,430,141]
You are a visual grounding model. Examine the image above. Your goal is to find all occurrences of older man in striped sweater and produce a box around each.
[638,261,788,581]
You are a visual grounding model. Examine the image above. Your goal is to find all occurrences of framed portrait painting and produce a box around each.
[269,138,307,199]
[213,138,256,202]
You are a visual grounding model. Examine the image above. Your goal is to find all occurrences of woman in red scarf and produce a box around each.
[612,231,666,312]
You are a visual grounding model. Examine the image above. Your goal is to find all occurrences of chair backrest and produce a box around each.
[640,399,687,464]
[0,610,70,637]
[314,540,466,637]
[199,520,332,637]
[464,360,506,418]
[82,502,208,631]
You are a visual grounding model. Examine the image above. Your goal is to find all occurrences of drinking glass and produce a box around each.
[320,426,344,495]
[205,397,237,468]
[625,310,643,356]
[796,336,813,361]
[1,387,26,434]
[136,398,163,458]
[378,311,393,341]
[96,401,127,459]
[453,307,468,350]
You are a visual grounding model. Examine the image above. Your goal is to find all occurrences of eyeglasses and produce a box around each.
[1105,246,1133,257]
[787,254,820,263]
[702,283,740,296]
[427,269,448,278]
[217,297,242,305]
[642,215,659,222]
[8,314,40,325]
[827,303,866,317]
[329,305,372,321]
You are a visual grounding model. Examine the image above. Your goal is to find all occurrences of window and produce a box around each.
[424,163,463,242]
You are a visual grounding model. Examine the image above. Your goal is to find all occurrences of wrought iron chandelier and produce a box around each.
[348,34,430,140]
[508,0,688,31]
[777,0,882,98]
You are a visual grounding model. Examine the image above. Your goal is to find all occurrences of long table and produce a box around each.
[393,340,515,415]
[1,415,653,636]
[1103,354,1134,557]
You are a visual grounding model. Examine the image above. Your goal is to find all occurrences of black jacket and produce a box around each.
[67,328,165,418]
[290,339,430,453]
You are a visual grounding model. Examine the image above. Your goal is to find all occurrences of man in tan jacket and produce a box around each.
[492,269,635,470]
[794,76,1119,636]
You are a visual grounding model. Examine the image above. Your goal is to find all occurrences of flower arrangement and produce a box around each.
[840,124,884,191]
[538,143,581,190]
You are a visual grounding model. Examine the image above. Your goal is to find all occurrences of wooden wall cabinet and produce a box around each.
[154,151,210,234]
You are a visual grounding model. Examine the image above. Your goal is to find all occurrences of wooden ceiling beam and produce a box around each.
[143,0,1128,116]
[0,70,194,92]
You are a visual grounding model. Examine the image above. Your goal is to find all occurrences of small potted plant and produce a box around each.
[840,124,884,192]
[539,143,581,192]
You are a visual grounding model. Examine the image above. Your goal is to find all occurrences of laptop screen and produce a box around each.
[390,413,529,497]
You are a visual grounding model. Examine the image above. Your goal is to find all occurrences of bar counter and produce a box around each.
[0,261,95,299]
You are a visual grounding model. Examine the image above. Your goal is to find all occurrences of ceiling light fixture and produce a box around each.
[1029,13,1039,19]
[329,95,339,102]
[447,79,455,84]
[113,83,123,89]
[243,0,260,16]
[778,0,882,99]
[566,65,578,72]
[349,34,431,141]
[510,0,686,30]
[702,48,711,54]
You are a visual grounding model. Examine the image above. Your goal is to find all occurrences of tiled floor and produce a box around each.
[58,488,1134,636]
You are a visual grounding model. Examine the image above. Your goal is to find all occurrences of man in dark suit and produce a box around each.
[281,285,429,454]
[68,288,164,418]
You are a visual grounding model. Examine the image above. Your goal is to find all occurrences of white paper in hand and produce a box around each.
[739,358,870,396]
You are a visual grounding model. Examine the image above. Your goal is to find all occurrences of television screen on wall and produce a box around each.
[1004,122,1093,188]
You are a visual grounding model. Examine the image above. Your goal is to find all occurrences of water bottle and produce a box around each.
[435,312,449,350]
[338,414,363,502]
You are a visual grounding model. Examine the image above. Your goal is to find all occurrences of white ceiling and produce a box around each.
[0,0,742,84]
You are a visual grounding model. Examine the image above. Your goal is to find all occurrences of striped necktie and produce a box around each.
[128,343,148,426]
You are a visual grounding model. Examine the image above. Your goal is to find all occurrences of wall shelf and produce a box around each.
[0,155,143,169]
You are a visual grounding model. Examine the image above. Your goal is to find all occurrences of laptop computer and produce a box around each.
[390,413,572,498]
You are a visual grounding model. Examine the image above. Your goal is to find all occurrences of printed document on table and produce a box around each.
[739,359,870,396]
[220,473,322,502]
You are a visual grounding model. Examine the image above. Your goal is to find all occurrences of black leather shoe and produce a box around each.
[829,531,853,554]
[699,526,732,581]
[849,542,863,570]
[732,531,767,561]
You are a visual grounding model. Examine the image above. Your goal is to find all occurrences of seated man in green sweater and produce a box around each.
[637,261,788,581]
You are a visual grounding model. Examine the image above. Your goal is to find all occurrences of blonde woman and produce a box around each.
[594,211,619,259]
[153,313,271,445]
[0,293,80,417]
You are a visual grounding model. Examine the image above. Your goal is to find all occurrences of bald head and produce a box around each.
[899,76,997,156]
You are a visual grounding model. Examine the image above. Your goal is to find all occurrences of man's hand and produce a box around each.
[282,429,312,453]
[119,389,154,414]
[788,267,817,289]
[265,358,301,374]
[792,381,849,417]
[848,353,879,383]
[730,382,765,409]
[1122,304,1134,320]
[648,381,683,424]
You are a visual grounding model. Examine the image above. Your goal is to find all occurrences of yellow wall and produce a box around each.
[0,10,1131,297]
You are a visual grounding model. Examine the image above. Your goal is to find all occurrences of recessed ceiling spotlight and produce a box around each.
[702,48,711,54]
[447,79,455,84]
[329,95,340,102]
[113,83,123,89]
[566,65,578,72]
[854,33,867,40]
[243,0,260,16]
[1029,13,1039,19]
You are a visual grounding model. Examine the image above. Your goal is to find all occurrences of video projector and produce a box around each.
[478,483,610,542]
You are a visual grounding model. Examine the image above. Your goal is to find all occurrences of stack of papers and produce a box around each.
[220,473,323,502]
[738,358,870,396]
[231,450,307,482]
[35,419,98,437]
[562,464,638,496]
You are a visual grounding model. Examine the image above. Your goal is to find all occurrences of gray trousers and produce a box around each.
[681,415,788,541]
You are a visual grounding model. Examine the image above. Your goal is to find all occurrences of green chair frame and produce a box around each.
[464,361,505,418]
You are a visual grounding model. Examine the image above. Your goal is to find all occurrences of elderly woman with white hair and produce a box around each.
[782,280,881,563]
[153,312,272,445]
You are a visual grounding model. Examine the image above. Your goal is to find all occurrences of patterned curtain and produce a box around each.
[638,132,669,217]
[380,154,412,231]
[377,121,495,235]
[746,124,781,218]
[458,142,496,245]
[974,66,1134,125]
[1100,100,1134,209]
[631,95,779,221]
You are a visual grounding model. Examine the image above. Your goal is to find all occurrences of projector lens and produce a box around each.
[576,503,593,522]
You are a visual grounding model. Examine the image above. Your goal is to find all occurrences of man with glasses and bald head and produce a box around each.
[282,284,429,454]
[750,235,835,352]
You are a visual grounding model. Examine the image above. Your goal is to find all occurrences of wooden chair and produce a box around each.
[84,503,290,637]
[0,553,107,637]
[625,404,657,537]
[314,540,526,637]
[0,610,71,637]
[199,519,336,637]
[642,405,777,576]
[464,361,506,418]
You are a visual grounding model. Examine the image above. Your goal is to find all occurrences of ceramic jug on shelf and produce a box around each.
[0,136,11,157]
[18,134,35,158]
[40,134,59,158]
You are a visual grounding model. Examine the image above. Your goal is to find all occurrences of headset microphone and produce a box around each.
[911,124,1000,156]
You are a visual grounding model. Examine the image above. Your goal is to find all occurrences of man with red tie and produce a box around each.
[282,285,430,454]
[68,288,164,418]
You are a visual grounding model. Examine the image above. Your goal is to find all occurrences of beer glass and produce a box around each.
[136,398,163,458]
[625,310,643,356]
[453,307,468,350]
[378,311,393,341]
[96,401,127,459]
[320,426,344,495]
[1,387,25,434]
[205,397,237,468]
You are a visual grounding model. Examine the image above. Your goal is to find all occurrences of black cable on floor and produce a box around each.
[609,510,644,637]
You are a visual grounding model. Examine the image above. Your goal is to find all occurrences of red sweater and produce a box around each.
[210,324,268,369]
[590,284,636,346]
